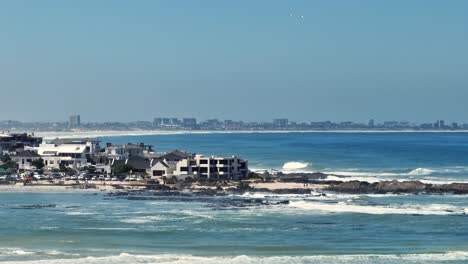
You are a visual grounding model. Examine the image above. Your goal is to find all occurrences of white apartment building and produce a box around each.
[149,155,248,180]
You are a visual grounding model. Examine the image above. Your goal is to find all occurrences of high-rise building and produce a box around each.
[69,115,81,128]
[273,119,289,127]
[153,118,163,127]
[182,118,197,127]
[368,119,375,127]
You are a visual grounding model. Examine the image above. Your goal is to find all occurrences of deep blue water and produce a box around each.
[1,132,468,263]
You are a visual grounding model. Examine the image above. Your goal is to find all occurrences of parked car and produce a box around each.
[9,174,21,181]
[98,175,105,181]
[111,177,119,181]
[52,173,62,179]
[105,176,112,181]
[33,175,47,180]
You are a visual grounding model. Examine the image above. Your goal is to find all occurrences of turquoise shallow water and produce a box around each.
[1,132,468,263]
[0,192,467,263]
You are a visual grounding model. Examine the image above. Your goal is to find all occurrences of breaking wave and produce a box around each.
[408,168,435,176]
[282,162,311,171]
[1,252,468,264]
[288,200,467,215]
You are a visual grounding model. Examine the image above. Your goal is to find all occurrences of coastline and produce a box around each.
[2,177,468,195]
[27,129,468,140]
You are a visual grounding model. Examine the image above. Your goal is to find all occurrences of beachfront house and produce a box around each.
[111,156,151,174]
[105,143,154,160]
[147,151,249,180]
[147,150,193,178]
[174,155,248,180]
[37,143,90,169]
[11,150,41,170]
[49,138,100,155]
[148,160,174,177]
[35,138,100,170]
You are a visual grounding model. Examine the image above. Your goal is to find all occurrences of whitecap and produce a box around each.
[282,161,310,171]
[120,216,166,224]
[1,252,468,264]
[65,212,95,216]
[288,200,463,215]
[408,168,434,176]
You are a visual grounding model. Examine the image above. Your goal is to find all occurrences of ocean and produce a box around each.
[1,132,467,263]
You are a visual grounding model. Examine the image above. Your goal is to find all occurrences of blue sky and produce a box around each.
[1,0,467,123]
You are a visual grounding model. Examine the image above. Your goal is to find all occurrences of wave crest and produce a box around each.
[1,252,468,264]
[282,162,310,170]
[408,168,434,176]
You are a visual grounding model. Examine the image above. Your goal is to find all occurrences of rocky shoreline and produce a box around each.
[105,172,468,197]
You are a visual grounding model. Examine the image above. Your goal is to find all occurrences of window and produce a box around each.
[181,167,188,172]
[200,159,208,164]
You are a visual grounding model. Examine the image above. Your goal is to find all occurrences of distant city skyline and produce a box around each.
[1,115,468,126]
[1,115,468,132]
[1,1,467,122]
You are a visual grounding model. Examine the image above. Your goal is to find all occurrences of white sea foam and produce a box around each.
[288,200,464,215]
[1,252,468,264]
[65,212,95,216]
[282,162,310,171]
[0,248,79,257]
[120,216,166,224]
[408,168,435,176]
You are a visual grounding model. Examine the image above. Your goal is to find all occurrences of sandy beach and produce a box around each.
[0,180,324,193]
[29,129,468,140]
[0,183,115,193]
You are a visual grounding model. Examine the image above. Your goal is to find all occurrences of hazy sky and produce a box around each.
[1,0,467,123]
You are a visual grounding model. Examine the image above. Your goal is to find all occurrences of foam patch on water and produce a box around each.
[120,216,167,224]
[282,162,311,171]
[65,212,96,216]
[408,168,435,176]
[1,252,468,264]
[0,248,80,258]
[288,200,465,215]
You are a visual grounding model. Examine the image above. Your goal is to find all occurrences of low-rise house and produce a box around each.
[37,143,89,169]
[95,164,112,175]
[148,160,174,177]
[49,138,100,155]
[12,151,41,170]
[105,143,154,160]
[111,156,150,174]
[147,150,193,177]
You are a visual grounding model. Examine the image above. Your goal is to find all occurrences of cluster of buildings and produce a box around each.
[2,115,468,132]
[0,132,249,181]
